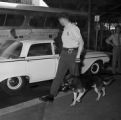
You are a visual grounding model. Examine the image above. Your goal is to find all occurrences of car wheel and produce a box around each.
[88,61,103,75]
[0,76,28,95]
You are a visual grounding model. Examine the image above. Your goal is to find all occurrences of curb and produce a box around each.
[0,91,72,120]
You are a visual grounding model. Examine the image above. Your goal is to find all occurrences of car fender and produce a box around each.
[81,57,107,74]
[0,59,28,82]
[0,74,30,83]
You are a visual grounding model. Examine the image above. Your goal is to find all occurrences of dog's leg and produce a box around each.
[93,86,101,101]
[96,91,101,101]
[102,87,106,97]
[76,89,86,102]
[70,92,78,106]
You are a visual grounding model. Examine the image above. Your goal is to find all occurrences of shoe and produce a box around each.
[39,94,54,102]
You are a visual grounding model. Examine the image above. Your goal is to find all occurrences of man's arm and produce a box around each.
[71,26,84,59]
[106,35,113,46]
[76,37,84,59]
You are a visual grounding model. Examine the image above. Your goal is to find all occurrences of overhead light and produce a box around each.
[32,0,48,7]
[0,2,18,8]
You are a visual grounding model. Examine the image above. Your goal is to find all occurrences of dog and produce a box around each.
[69,74,114,106]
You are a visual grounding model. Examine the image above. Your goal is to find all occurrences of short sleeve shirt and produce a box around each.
[107,33,121,46]
[61,23,83,48]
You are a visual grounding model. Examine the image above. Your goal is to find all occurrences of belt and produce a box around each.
[63,47,78,51]
[63,47,78,54]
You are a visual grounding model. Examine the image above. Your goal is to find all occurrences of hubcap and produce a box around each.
[7,77,22,90]
[91,63,99,74]
[9,77,19,87]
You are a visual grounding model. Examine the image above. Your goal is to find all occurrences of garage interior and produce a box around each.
[0,1,121,120]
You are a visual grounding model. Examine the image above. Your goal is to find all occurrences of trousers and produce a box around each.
[112,46,121,73]
[50,49,80,96]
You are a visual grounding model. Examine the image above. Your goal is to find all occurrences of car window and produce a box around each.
[29,15,45,28]
[5,14,24,26]
[0,14,6,26]
[0,40,15,55]
[0,41,23,59]
[0,13,24,27]
[28,43,52,57]
[44,16,59,28]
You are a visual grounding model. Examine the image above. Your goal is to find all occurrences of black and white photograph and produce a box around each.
[0,0,121,120]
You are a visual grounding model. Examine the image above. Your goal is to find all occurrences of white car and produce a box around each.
[0,39,110,95]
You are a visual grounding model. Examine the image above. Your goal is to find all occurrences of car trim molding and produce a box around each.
[85,55,108,59]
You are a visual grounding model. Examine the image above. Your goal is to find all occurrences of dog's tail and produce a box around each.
[103,79,113,85]
[103,75,115,85]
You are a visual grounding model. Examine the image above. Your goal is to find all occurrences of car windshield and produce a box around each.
[0,40,22,59]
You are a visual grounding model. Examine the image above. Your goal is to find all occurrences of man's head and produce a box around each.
[10,28,16,38]
[58,13,70,27]
[115,25,121,33]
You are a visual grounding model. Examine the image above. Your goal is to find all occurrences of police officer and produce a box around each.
[40,13,84,102]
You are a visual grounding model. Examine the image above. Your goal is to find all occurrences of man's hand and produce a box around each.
[75,58,80,63]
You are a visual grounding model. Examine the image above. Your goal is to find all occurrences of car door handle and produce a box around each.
[26,59,30,62]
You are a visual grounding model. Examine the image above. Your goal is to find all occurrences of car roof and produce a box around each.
[20,39,54,44]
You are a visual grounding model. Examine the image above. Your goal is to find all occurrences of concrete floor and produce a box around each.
[43,75,121,120]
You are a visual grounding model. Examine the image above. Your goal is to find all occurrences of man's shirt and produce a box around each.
[106,33,121,46]
[62,23,83,48]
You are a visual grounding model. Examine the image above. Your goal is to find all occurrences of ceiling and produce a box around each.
[44,0,121,22]
[1,0,121,22]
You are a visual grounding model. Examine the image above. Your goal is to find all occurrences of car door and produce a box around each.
[26,42,57,83]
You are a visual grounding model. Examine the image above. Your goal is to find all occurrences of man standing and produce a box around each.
[106,25,121,74]
[40,13,84,102]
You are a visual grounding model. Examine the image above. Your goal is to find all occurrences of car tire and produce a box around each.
[0,76,28,95]
[88,61,103,75]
